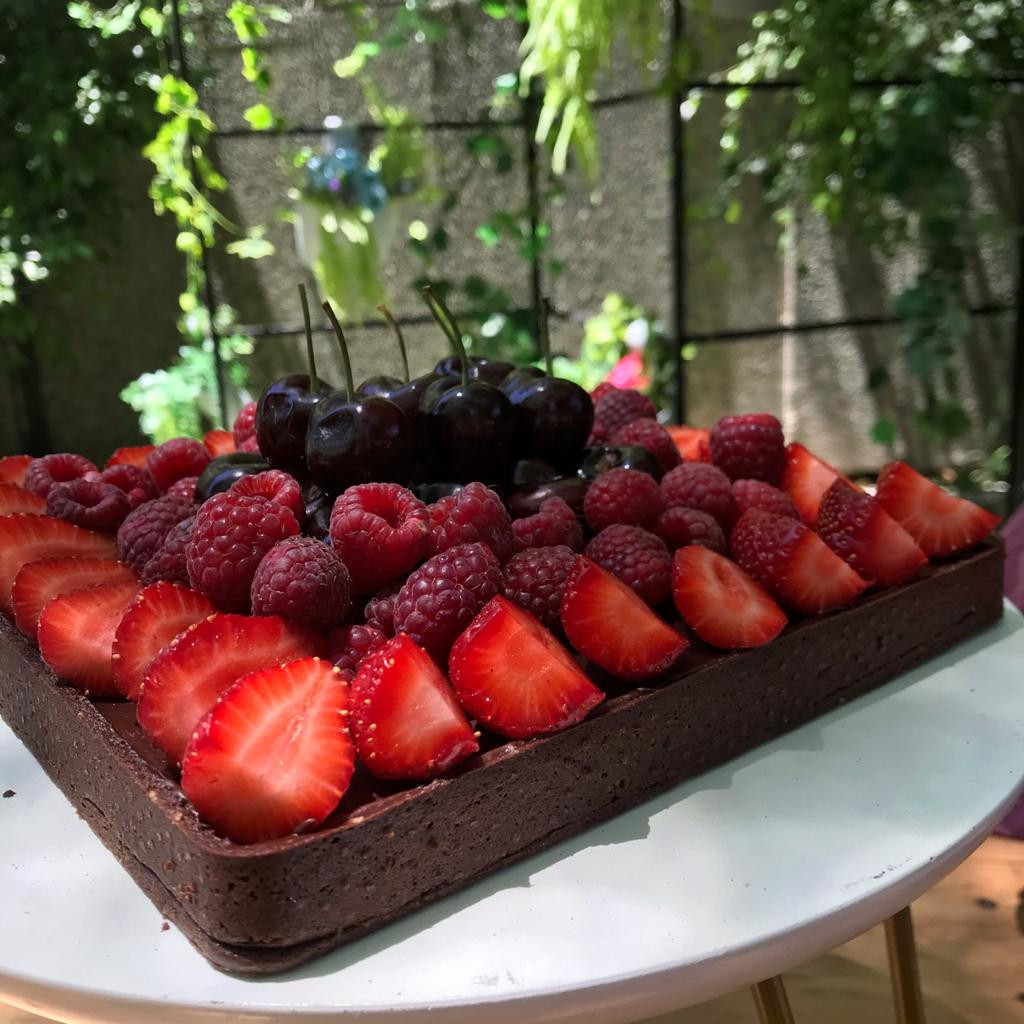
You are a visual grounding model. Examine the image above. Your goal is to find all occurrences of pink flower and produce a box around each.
[605,352,650,391]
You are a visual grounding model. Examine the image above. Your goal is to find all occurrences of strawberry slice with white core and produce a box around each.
[0,514,118,615]
[672,546,787,649]
[781,442,853,525]
[182,657,354,844]
[112,582,216,700]
[0,483,46,516]
[0,455,32,487]
[351,633,479,781]
[449,596,605,739]
[37,579,141,696]
[560,556,689,682]
[874,461,1000,558]
[13,557,138,638]
[137,613,324,764]
[104,446,155,470]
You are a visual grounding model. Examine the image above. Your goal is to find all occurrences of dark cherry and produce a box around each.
[302,485,333,540]
[435,354,515,386]
[500,365,546,401]
[511,458,561,490]
[356,374,404,398]
[370,371,439,421]
[508,477,589,519]
[414,482,464,504]
[578,444,664,483]
[195,453,270,503]
[512,376,594,471]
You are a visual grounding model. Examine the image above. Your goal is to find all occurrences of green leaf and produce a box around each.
[870,418,896,446]
[226,237,275,259]
[243,103,276,131]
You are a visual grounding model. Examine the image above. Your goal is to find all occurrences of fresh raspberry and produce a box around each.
[655,506,727,554]
[732,478,799,521]
[503,545,577,630]
[586,421,612,447]
[117,494,196,573]
[146,437,212,492]
[100,464,157,509]
[585,524,672,605]
[709,413,785,484]
[165,475,199,501]
[512,497,583,553]
[330,483,429,594]
[232,401,258,447]
[23,453,97,498]
[250,536,352,630]
[392,542,504,661]
[591,382,618,405]
[593,389,656,436]
[239,435,261,453]
[186,492,299,611]
[230,470,304,524]
[326,623,388,674]
[364,582,401,636]
[660,462,737,531]
[140,515,195,586]
[428,482,515,562]
[583,467,663,534]
[611,418,681,472]
[46,479,131,534]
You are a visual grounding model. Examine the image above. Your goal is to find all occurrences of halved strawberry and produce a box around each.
[37,580,141,696]
[137,613,323,763]
[672,546,787,649]
[105,445,155,470]
[449,596,605,739]
[666,425,711,462]
[13,557,138,638]
[0,482,46,515]
[560,556,688,681]
[874,461,1000,558]
[0,455,32,487]
[181,657,354,844]
[731,508,869,615]
[111,582,216,700]
[202,430,236,457]
[0,514,118,616]
[782,442,854,525]
[817,478,928,586]
[351,634,478,781]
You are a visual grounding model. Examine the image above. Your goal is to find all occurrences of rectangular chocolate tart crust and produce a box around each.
[0,540,1005,975]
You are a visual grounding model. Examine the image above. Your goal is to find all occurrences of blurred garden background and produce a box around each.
[2,0,1022,509]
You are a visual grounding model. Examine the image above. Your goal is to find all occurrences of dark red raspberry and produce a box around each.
[512,497,583,553]
[46,478,131,534]
[655,506,727,554]
[364,582,401,636]
[611,418,681,472]
[140,515,195,586]
[587,421,612,447]
[593,389,656,436]
[330,483,429,594]
[583,467,663,534]
[504,545,577,630]
[232,401,258,447]
[100,464,157,509]
[392,542,504,661]
[732,478,799,521]
[23,453,97,498]
[165,475,199,501]
[239,435,260,453]
[709,413,785,484]
[428,482,515,562]
[660,462,737,531]
[117,494,196,573]
[585,524,672,605]
[146,437,211,492]
[230,470,304,524]
[186,492,299,611]
[326,623,388,674]
[250,536,352,630]
[591,382,618,405]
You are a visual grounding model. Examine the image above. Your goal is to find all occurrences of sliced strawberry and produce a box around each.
[672,546,787,649]
[181,657,354,844]
[111,582,216,700]
[202,429,236,457]
[781,442,854,525]
[666,425,711,463]
[875,461,1000,558]
[560,556,688,681]
[105,445,155,470]
[0,514,118,616]
[0,482,46,516]
[731,508,869,616]
[350,634,478,781]
[13,557,138,638]
[0,455,32,487]
[137,613,323,763]
[817,478,928,586]
[449,597,605,739]
[37,580,141,696]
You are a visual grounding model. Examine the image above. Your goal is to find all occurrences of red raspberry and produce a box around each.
[655,506,727,554]
[429,482,514,562]
[587,422,612,447]
[660,462,737,531]
[232,401,258,447]
[593,389,656,436]
[250,536,352,630]
[230,470,304,524]
[392,542,504,661]
[611,418,681,472]
[23,453,97,498]
[503,545,577,630]
[591,382,618,405]
[46,478,131,534]
[326,623,388,674]
[512,497,583,553]
[710,413,785,484]
[117,494,196,573]
[146,437,212,492]
[732,478,799,521]
[100,464,157,509]
[585,524,672,605]
[165,476,199,501]
[364,582,401,636]
[140,515,195,586]
[238,435,261,453]
[330,483,429,594]
[583,467,663,533]
[186,492,299,611]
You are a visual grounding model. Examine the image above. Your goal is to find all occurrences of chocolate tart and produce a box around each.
[0,539,1004,975]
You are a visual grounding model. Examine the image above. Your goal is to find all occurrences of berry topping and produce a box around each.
[0,455,33,486]
[364,582,401,636]
[181,657,354,844]
[229,469,304,524]
[709,413,785,484]
[46,478,131,534]
[585,524,673,605]
[146,437,212,492]
[666,425,711,462]
[560,556,688,681]
[116,495,196,574]
[104,446,155,470]
[232,401,258,448]
[503,544,577,630]
[781,442,847,524]
[203,429,236,457]
[660,462,737,531]
[590,382,618,405]
[583,467,664,534]
[593,388,656,436]
[611,418,681,472]
[428,482,515,562]
[140,515,195,586]
[511,496,584,553]
[326,623,389,674]
[655,506,727,554]
[23,453,97,498]
[100,464,158,509]
[165,475,199,500]
[351,634,478,780]
[0,482,46,516]
[732,478,799,522]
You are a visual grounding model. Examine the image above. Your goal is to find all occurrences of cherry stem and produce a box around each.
[540,296,553,377]
[377,304,410,384]
[422,286,468,386]
[299,284,317,385]
[322,300,356,397]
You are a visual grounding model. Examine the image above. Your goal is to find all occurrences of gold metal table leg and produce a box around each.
[884,905,927,1024]
[751,975,795,1024]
